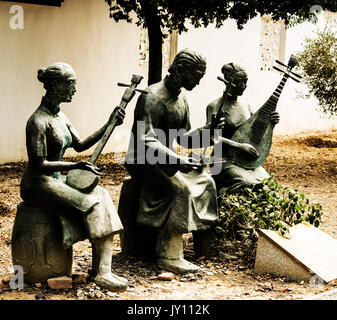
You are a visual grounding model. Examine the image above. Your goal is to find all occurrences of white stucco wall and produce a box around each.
[177,16,336,135]
[0,0,143,163]
[0,5,335,164]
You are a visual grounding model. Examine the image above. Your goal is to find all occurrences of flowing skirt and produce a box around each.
[20,167,123,248]
[126,164,218,233]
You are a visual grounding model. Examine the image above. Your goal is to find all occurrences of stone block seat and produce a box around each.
[118,176,216,259]
[118,177,157,259]
[11,202,86,284]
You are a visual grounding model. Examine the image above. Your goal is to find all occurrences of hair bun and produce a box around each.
[37,68,46,83]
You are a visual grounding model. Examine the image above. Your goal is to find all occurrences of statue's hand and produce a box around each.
[76,161,104,176]
[205,114,225,130]
[238,143,259,159]
[270,111,280,125]
[109,106,126,126]
[178,156,202,173]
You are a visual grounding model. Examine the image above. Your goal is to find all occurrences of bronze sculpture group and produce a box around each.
[11,48,301,293]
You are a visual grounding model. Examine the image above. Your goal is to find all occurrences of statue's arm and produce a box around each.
[68,122,108,153]
[176,101,220,148]
[67,107,125,152]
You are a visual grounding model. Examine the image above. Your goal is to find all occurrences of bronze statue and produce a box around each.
[206,63,280,194]
[15,62,128,291]
[124,49,258,272]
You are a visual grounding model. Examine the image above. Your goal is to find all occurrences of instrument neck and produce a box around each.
[272,72,290,99]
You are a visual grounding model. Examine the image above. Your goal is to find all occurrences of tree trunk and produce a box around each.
[143,4,163,85]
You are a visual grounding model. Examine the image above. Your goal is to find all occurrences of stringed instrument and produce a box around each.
[66,74,147,193]
[227,55,301,169]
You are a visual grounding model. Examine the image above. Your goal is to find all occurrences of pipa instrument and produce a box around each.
[227,55,301,169]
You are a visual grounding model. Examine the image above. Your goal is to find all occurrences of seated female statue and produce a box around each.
[20,62,127,291]
[206,63,280,194]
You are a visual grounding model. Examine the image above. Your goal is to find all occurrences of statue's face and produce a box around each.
[231,71,248,96]
[56,75,77,103]
[180,66,205,91]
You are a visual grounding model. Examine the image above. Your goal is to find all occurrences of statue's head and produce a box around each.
[221,63,248,97]
[37,62,77,103]
[168,48,206,91]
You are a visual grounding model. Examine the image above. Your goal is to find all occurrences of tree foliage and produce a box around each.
[297,23,337,117]
[105,1,337,85]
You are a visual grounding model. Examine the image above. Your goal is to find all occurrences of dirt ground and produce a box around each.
[0,129,336,301]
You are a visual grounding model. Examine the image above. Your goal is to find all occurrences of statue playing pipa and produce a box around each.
[206,55,301,194]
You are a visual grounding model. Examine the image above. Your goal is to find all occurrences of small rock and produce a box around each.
[75,289,83,297]
[180,278,187,282]
[78,262,87,267]
[72,273,87,285]
[87,291,95,299]
[206,272,213,276]
[106,291,118,298]
[284,276,292,283]
[47,276,72,290]
[1,276,11,285]
[157,272,174,281]
[219,252,238,260]
[35,283,42,288]
[197,256,206,261]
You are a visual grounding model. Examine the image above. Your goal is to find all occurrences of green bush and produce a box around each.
[217,176,323,245]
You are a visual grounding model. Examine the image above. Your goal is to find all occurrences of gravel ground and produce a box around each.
[0,130,336,300]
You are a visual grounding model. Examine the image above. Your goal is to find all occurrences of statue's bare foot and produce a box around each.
[111,273,128,285]
[94,274,127,292]
[89,270,128,284]
[157,258,200,274]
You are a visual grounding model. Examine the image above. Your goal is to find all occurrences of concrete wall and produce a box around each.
[177,17,336,135]
[0,0,142,163]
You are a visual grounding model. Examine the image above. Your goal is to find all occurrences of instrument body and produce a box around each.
[66,74,146,193]
[227,55,300,169]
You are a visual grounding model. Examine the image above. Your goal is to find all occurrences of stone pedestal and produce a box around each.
[11,202,73,283]
[254,223,337,283]
[118,177,157,259]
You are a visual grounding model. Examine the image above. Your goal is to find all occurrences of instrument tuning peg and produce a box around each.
[117,83,148,94]
[117,82,130,87]
[217,76,237,88]
[273,66,286,74]
[275,59,288,68]
[290,70,303,79]
[135,88,148,94]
